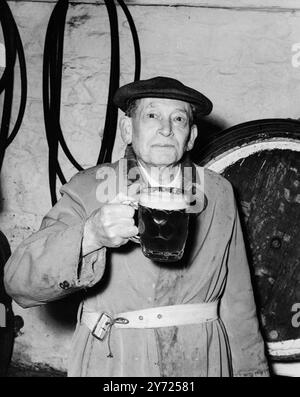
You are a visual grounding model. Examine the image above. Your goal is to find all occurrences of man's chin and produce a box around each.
[148,153,179,167]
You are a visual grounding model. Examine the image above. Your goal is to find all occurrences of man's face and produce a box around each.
[122,97,198,167]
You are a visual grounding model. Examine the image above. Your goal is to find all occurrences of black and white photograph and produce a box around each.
[0,0,299,382]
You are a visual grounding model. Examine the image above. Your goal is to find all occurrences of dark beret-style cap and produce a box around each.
[113,76,213,116]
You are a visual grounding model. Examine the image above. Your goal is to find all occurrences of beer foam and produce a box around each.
[139,190,188,210]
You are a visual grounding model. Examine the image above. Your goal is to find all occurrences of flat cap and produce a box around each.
[113,76,213,116]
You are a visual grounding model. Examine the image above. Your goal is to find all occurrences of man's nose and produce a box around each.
[158,119,173,136]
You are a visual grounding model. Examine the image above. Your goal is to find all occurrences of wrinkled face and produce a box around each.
[121,98,198,167]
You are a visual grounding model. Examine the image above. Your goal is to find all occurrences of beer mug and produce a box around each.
[134,187,190,262]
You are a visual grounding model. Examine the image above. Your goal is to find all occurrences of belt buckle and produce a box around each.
[92,312,112,341]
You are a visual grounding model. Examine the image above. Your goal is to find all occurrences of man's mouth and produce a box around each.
[151,144,174,148]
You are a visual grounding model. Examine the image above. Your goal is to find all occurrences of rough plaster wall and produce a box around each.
[1,1,300,371]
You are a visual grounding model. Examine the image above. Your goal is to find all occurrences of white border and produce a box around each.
[271,362,300,377]
[206,138,300,173]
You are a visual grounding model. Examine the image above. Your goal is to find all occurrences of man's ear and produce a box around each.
[186,124,198,151]
[119,115,133,145]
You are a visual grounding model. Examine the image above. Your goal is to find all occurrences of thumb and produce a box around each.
[110,192,139,209]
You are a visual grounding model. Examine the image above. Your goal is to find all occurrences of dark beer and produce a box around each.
[138,188,189,262]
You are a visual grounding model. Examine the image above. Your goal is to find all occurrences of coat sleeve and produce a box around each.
[220,202,270,377]
[4,173,106,308]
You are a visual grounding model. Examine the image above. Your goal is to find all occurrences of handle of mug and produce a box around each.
[129,235,140,244]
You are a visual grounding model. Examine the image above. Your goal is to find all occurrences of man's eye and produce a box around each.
[147,113,158,119]
[174,116,186,123]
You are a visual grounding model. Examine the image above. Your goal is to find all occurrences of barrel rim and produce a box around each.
[196,118,300,166]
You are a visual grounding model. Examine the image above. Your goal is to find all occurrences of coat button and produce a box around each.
[59,280,70,290]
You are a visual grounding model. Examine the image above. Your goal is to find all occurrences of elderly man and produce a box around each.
[4,77,269,377]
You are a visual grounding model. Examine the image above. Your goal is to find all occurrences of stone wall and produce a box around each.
[1,0,300,371]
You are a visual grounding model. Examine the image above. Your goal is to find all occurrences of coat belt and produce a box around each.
[81,301,219,340]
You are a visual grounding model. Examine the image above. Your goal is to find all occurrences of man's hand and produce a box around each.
[82,203,138,256]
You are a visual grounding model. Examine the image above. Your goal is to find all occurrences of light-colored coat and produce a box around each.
[4,151,269,377]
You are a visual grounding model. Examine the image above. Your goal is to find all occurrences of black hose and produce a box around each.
[117,0,141,82]
[0,0,27,172]
[97,0,141,165]
[5,26,27,147]
[97,0,120,165]
[43,0,141,204]
[43,0,72,205]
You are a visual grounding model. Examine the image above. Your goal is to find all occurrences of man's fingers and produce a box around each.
[118,225,139,238]
[110,192,138,207]
[103,217,135,230]
[85,203,138,248]
[101,204,135,218]
[107,224,138,238]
